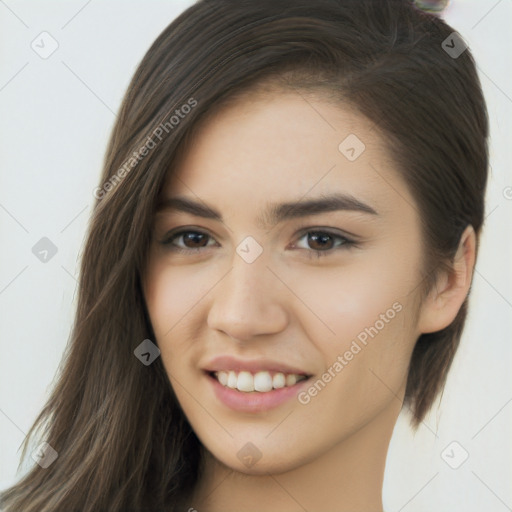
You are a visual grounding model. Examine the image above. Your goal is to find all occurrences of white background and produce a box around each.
[0,1,511,510]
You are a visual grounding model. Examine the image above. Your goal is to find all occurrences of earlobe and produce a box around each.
[417,225,476,334]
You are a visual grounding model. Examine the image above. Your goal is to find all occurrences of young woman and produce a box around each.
[0,0,488,511]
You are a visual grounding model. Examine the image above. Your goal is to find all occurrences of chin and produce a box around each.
[200,433,322,477]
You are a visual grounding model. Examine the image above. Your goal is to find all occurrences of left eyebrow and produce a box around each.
[155,192,379,230]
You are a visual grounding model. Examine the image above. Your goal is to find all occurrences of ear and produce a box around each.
[417,225,476,334]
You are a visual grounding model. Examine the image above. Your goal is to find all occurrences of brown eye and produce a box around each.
[180,232,209,248]
[161,229,216,252]
[307,232,336,251]
[293,229,354,258]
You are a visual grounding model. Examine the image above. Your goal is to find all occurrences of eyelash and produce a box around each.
[159,226,356,259]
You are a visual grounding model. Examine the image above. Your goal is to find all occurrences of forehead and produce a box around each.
[162,91,414,222]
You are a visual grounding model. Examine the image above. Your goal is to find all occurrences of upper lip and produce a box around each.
[203,355,311,376]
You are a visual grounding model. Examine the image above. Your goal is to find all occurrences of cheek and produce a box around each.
[292,252,419,402]
[297,292,414,433]
[144,264,200,377]
[144,259,212,339]
[292,255,417,345]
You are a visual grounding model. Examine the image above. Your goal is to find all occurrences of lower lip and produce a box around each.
[206,372,310,413]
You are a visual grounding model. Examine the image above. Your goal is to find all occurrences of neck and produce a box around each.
[189,401,400,512]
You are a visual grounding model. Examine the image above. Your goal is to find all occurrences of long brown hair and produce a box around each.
[1,0,488,510]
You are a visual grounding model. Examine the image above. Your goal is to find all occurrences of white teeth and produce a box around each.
[213,370,306,392]
[286,374,297,387]
[236,371,254,392]
[227,371,237,389]
[272,372,286,389]
[217,371,228,386]
[254,371,273,392]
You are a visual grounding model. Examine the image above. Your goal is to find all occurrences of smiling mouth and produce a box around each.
[208,370,310,393]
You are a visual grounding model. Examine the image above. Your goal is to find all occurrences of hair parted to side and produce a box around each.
[1,1,488,511]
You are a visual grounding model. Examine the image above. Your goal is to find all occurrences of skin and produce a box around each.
[143,90,475,512]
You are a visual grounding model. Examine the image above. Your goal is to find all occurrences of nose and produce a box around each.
[207,251,289,342]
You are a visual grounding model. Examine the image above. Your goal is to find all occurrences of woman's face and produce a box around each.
[143,90,428,474]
